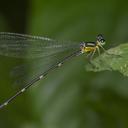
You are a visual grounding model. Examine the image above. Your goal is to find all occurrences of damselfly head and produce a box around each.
[97,34,105,46]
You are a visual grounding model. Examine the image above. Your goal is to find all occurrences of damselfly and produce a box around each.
[0,32,106,109]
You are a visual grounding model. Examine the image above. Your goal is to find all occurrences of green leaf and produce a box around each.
[86,43,128,77]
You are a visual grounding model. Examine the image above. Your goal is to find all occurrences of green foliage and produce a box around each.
[1,0,128,128]
[87,43,128,77]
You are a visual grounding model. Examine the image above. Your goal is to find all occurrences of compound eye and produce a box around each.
[97,34,104,41]
[101,39,105,42]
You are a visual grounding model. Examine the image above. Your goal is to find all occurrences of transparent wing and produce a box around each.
[11,48,81,88]
[0,32,81,88]
[0,32,79,58]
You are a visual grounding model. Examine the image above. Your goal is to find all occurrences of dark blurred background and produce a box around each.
[0,0,128,128]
